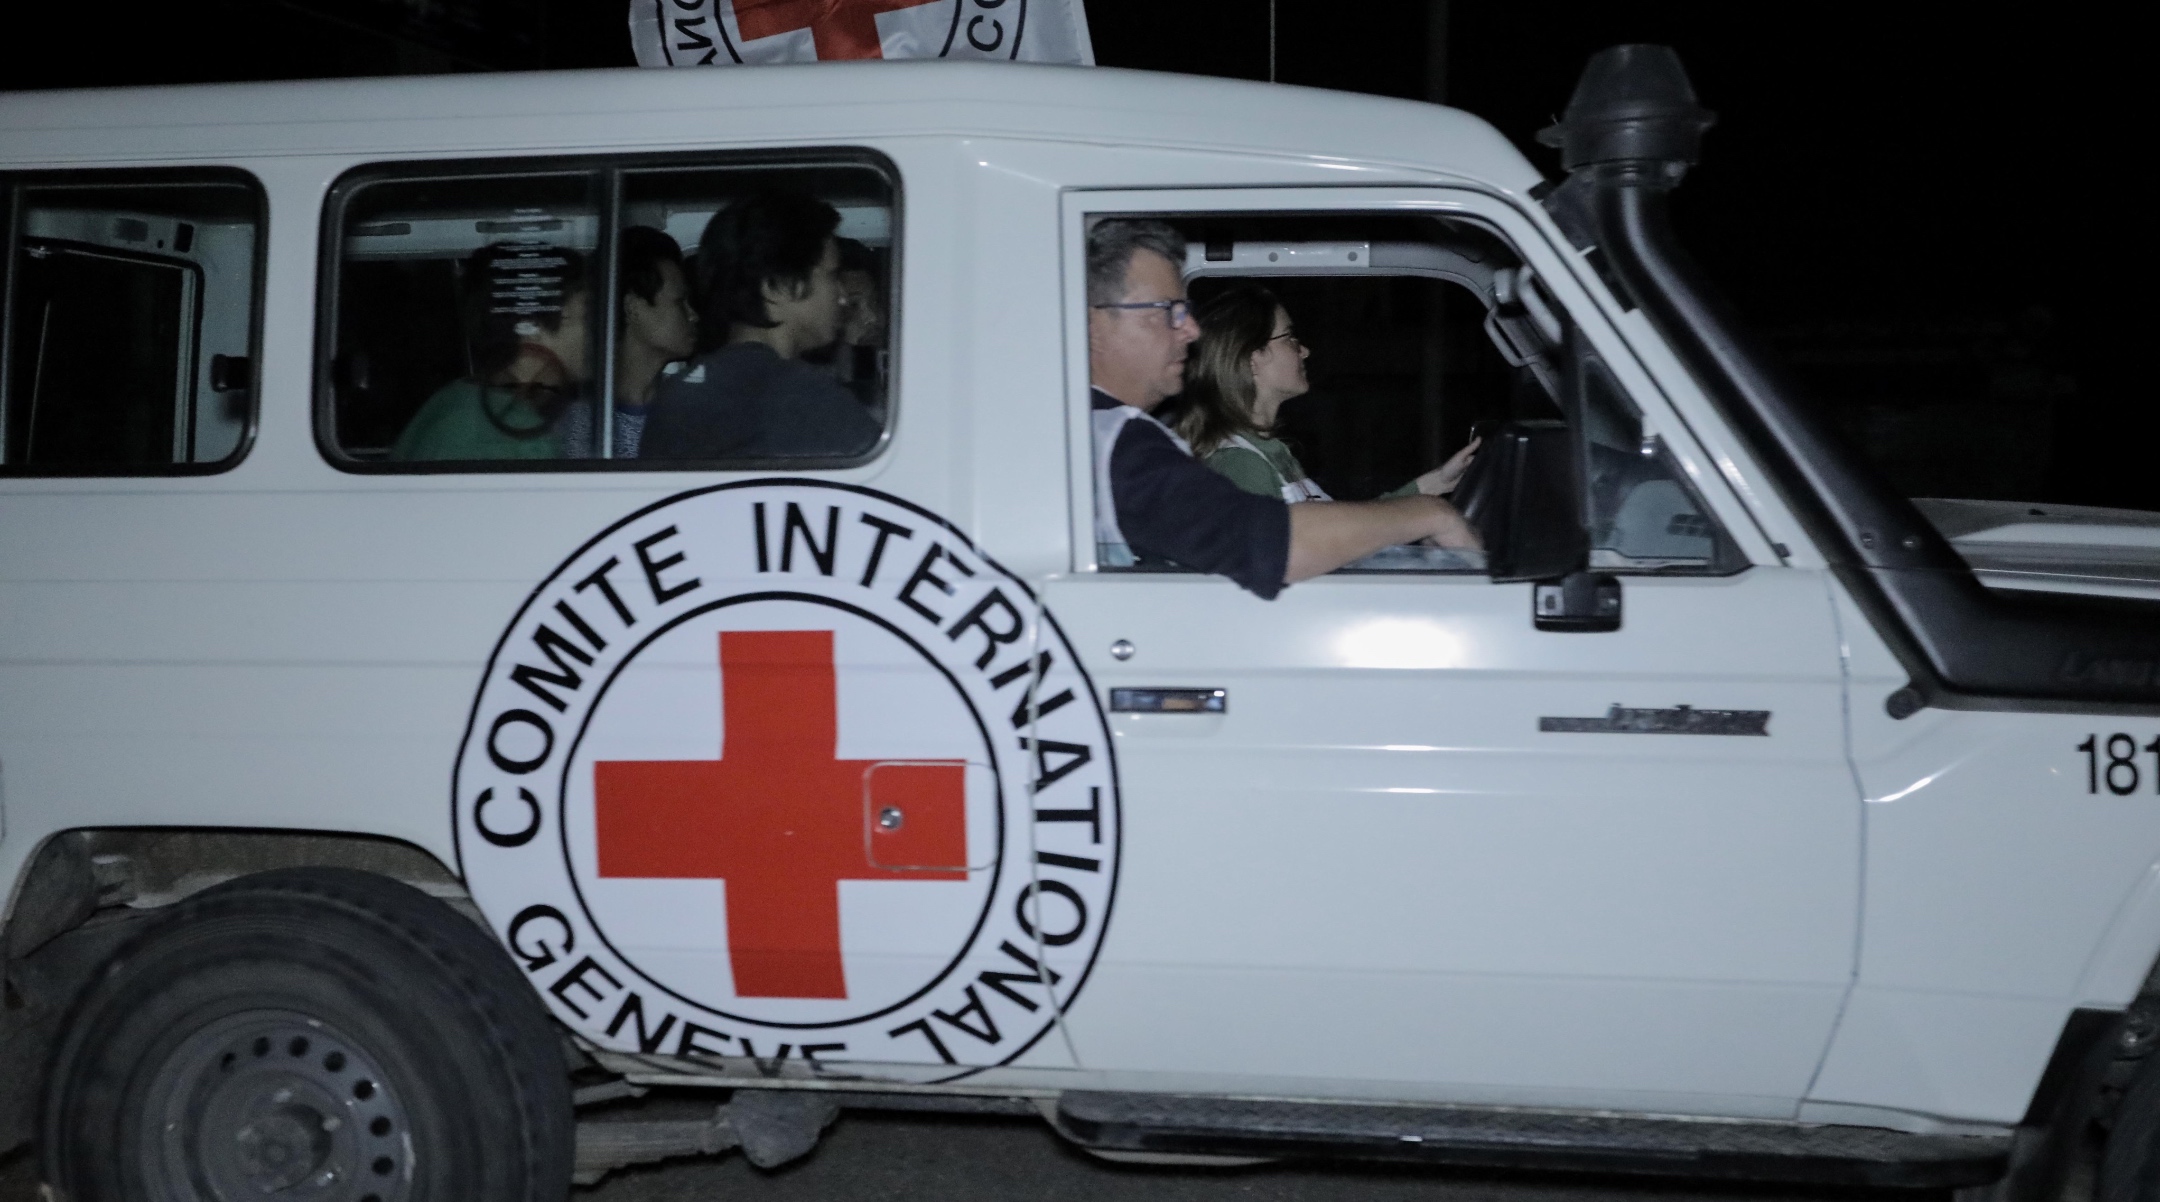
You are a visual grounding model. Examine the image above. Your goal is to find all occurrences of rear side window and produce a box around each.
[321,153,896,471]
[0,172,262,475]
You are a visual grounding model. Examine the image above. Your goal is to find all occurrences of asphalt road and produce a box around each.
[0,1106,1948,1202]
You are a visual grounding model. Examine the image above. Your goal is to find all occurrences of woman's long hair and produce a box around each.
[1176,283,1282,456]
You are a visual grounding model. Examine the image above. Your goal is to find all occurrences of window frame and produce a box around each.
[0,166,266,478]
[1061,185,1781,578]
[314,147,904,475]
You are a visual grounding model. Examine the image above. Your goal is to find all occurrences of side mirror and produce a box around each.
[1453,420,1590,584]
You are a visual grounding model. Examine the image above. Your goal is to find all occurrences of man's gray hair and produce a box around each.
[1085,219,1188,307]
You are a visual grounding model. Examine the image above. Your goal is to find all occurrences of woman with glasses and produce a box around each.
[1176,282,1479,503]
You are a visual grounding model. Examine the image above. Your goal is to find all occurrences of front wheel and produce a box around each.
[43,867,573,1202]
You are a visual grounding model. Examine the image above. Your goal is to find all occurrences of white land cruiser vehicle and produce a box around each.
[2,44,2157,1202]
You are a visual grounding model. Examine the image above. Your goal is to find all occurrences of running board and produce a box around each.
[1049,1092,2011,1188]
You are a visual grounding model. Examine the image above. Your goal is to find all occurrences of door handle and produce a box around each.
[1109,688,1226,714]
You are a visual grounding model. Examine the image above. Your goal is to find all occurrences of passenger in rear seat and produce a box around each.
[390,243,589,462]
[639,189,880,461]
[562,226,697,460]
[820,236,888,420]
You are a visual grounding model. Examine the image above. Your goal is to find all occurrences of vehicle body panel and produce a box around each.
[0,61,2152,1129]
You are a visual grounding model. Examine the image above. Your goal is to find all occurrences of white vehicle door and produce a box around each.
[1041,188,1859,1115]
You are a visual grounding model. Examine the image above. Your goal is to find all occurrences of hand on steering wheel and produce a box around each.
[1416,436,1482,496]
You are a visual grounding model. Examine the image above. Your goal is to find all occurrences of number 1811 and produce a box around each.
[2079,734,2160,795]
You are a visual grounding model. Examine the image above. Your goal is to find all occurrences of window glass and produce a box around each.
[332,173,600,463]
[1573,347,1741,572]
[1195,270,1510,575]
[324,157,894,470]
[1085,211,1737,578]
[0,176,260,473]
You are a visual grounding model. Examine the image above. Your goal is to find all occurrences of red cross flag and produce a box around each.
[631,0,1094,68]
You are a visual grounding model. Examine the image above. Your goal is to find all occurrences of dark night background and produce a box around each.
[1,1,2144,511]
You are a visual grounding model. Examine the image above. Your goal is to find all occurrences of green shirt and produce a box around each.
[1201,432,1417,501]
[390,378,565,462]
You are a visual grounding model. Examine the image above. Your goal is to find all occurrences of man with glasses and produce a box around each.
[1087,219,1478,598]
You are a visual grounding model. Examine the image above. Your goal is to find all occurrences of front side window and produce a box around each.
[1084,210,1738,579]
[323,155,895,471]
[0,173,261,474]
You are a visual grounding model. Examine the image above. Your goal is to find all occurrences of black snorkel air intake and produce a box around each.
[1537,46,2159,714]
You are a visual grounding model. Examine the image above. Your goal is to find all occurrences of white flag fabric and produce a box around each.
[631,0,1093,68]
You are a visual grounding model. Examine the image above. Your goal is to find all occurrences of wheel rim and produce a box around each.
[140,1008,415,1202]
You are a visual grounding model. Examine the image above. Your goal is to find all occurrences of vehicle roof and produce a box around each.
[0,62,1544,195]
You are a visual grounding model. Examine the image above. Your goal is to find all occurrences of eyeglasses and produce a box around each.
[1268,328,1302,350]
[1092,298,1194,328]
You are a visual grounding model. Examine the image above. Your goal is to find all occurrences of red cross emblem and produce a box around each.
[594,629,968,999]
[733,0,943,61]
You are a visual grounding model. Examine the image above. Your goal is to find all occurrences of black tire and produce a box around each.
[2104,1050,2160,1202]
[42,867,574,1202]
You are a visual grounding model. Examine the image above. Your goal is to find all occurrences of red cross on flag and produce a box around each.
[631,0,1094,68]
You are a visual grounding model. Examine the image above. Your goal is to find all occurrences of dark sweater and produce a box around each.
[1093,390,1289,598]
[639,342,879,460]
